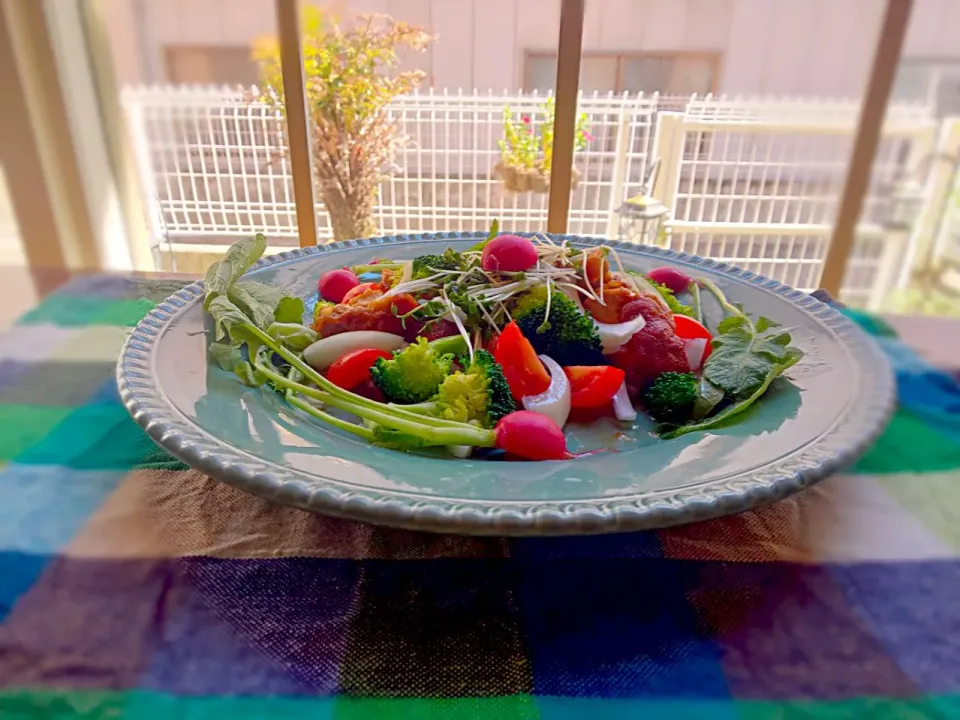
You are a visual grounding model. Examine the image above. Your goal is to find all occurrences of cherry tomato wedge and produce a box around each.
[326,348,393,390]
[340,282,378,304]
[672,315,713,364]
[563,366,626,409]
[493,322,551,402]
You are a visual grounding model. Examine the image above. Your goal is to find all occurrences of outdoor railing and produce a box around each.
[122,86,950,308]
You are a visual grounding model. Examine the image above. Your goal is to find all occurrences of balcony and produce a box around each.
[123,85,956,310]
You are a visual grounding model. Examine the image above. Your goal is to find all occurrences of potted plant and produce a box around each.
[254,8,435,242]
[494,97,592,194]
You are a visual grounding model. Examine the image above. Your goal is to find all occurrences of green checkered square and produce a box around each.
[852,409,960,475]
[18,295,154,328]
[0,689,125,719]
[333,696,539,720]
[0,405,73,461]
[738,697,948,719]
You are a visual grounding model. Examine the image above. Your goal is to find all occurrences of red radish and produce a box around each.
[318,269,360,303]
[647,266,693,294]
[494,411,569,461]
[481,234,538,273]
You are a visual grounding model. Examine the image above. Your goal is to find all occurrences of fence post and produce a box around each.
[821,0,913,297]
[275,0,318,247]
[896,118,960,293]
[605,106,632,238]
[123,100,165,250]
[650,111,685,231]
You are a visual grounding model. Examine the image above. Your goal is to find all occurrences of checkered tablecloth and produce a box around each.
[1,274,959,719]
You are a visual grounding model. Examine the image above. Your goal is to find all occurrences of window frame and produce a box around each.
[523,50,723,96]
[163,44,259,86]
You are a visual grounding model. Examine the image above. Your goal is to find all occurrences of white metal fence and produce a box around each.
[122,86,940,307]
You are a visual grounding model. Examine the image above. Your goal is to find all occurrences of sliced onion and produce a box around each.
[612,380,637,422]
[447,445,473,459]
[303,331,406,370]
[594,313,647,354]
[522,355,571,428]
[684,337,708,372]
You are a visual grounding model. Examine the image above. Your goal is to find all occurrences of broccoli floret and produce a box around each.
[649,280,694,317]
[370,337,454,404]
[643,371,698,424]
[430,350,515,428]
[513,285,606,366]
[411,248,465,280]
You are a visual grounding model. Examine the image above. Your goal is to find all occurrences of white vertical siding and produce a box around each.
[721,0,774,95]
[432,0,475,90]
[473,0,517,91]
[642,0,687,51]
[112,0,960,96]
[222,0,275,44]
[595,0,644,51]
[517,0,559,52]
[762,1,818,95]
[582,0,603,49]
[682,0,732,51]
[905,0,949,56]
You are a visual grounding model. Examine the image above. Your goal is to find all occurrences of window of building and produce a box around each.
[165,46,259,86]
[524,52,720,96]
[893,59,960,117]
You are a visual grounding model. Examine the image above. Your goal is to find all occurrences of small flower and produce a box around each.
[582,130,594,142]
[522,115,531,124]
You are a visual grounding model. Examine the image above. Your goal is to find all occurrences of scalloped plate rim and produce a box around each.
[116,231,896,536]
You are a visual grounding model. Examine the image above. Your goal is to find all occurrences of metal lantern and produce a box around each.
[884,179,925,231]
[617,194,670,245]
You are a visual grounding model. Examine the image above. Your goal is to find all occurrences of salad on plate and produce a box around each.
[205,223,803,461]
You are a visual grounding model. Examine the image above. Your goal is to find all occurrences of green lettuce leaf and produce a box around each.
[267,322,318,351]
[209,342,243,371]
[703,315,803,398]
[220,278,305,331]
[203,233,267,307]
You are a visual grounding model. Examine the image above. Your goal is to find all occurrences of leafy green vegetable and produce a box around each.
[650,278,804,438]
[209,342,243,372]
[659,363,785,439]
[267,322,317,351]
[202,234,304,333]
[203,233,266,308]
[208,295,257,344]
[468,219,500,252]
[229,280,305,330]
[703,314,802,398]
[649,280,694,317]
[275,296,306,324]
[208,295,495,449]
[692,377,724,420]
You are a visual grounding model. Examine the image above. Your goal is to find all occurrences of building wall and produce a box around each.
[107,0,960,99]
